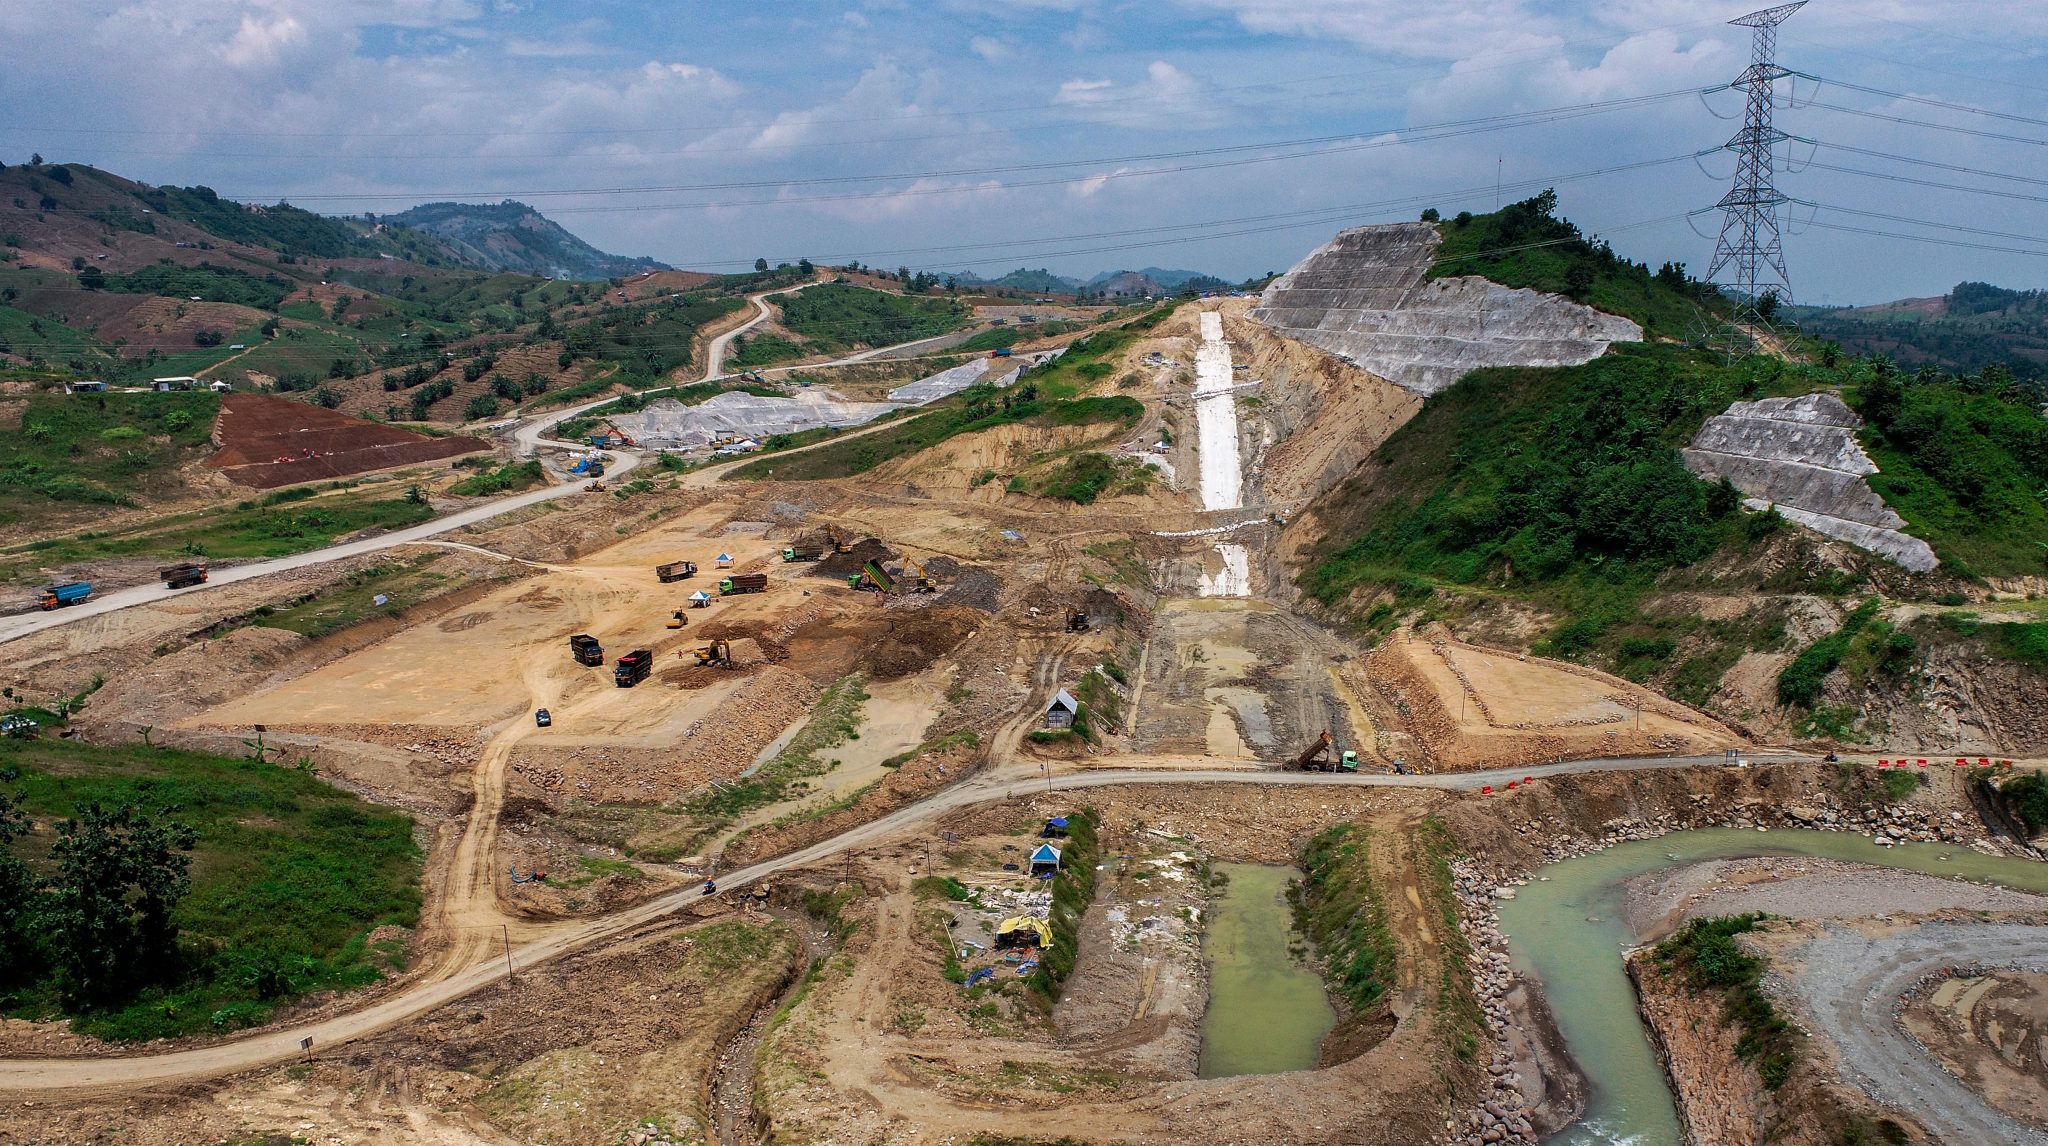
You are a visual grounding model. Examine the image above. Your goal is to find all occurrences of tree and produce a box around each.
[0,773,43,991]
[45,802,196,1008]
[193,329,223,347]
[464,393,499,420]
[798,258,814,276]
[311,386,343,409]
[1563,260,1596,302]
[30,153,42,166]
[754,258,768,272]
[1755,290,1781,322]
[1419,207,1440,223]
[78,265,105,291]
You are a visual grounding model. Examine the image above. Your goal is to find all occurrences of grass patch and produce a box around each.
[725,383,1141,483]
[770,284,968,352]
[0,737,421,1040]
[248,554,455,638]
[1292,823,1397,1013]
[1429,192,1723,338]
[687,676,868,821]
[880,729,979,768]
[1653,913,1796,1088]
[1777,597,1882,709]
[0,487,436,581]
[1033,451,1154,504]
[446,458,544,497]
[0,392,219,530]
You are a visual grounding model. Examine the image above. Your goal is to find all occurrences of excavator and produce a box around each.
[693,638,733,667]
[904,556,938,593]
[825,527,856,554]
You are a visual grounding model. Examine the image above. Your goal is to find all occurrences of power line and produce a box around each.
[1801,219,2048,257]
[1805,161,2048,204]
[226,89,1705,203]
[1802,101,2048,149]
[1802,74,2048,127]
[1811,139,2048,187]
[1800,202,2048,248]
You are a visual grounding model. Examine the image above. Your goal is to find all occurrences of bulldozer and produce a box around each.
[666,610,687,630]
[1067,610,1090,633]
[693,638,733,667]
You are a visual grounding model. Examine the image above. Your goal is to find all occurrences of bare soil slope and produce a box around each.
[206,393,490,486]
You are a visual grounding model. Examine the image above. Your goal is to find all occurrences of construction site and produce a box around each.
[1,201,2045,1146]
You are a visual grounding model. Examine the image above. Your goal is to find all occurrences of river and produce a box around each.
[1198,863,1336,1077]
[1497,828,2048,1144]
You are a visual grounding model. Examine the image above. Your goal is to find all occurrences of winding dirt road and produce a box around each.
[0,751,1788,1093]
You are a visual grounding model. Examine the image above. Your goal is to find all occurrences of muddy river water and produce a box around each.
[1198,863,1336,1077]
[1497,829,2048,1144]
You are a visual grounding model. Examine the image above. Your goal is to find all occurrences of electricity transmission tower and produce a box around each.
[1706,1,1805,343]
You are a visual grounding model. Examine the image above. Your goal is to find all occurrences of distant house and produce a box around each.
[151,376,201,391]
[65,380,107,394]
[1029,844,1062,877]
[1044,689,1079,730]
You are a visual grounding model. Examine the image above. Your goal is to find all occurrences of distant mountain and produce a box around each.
[1086,266,1209,290]
[1789,281,2047,380]
[982,267,1084,293]
[379,200,668,280]
[1083,270,1168,298]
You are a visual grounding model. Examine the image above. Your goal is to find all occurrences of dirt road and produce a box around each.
[1783,922,2048,1146]
[0,751,1792,1093]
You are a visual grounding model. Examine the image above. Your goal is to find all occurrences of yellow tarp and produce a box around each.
[994,916,1052,947]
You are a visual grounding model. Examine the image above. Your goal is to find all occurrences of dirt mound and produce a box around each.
[206,393,488,487]
[864,605,981,680]
[927,557,1002,613]
[814,537,895,579]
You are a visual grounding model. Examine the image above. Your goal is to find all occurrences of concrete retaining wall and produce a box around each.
[1250,222,1641,395]
[1681,392,1939,573]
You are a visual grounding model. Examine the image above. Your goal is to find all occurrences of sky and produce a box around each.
[3,1,2044,304]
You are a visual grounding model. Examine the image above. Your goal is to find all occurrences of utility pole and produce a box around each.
[1706,2,1806,349]
[502,924,514,984]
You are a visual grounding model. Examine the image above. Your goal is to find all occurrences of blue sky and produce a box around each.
[4,0,2044,302]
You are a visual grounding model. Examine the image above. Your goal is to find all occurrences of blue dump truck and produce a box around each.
[36,582,92,611]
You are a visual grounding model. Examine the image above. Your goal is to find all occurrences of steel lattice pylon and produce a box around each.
[1706,1,1806,330]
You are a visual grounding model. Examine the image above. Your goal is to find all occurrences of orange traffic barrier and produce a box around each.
[1481,785,1494,794]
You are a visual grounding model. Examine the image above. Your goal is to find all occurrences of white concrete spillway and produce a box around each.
[1191,309,1251,598]
[1193,311,1243,511]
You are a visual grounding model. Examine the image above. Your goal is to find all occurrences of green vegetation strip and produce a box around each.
[1026,808,1100,1001]
[0,485,437,582]
[1776,597,1883,708]
[447,458,545,497]
[688,676,869,821]
[0,393,219,524]
[1651,913,1796,1088]
[1291,822,1398,1013]
[0,738,421,1040]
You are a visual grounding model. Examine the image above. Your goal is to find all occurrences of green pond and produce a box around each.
[1198,862,1337,1077]
[1497,828,2048,1145]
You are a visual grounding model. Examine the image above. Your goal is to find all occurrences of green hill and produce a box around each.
[1789,282,2048,381]
[381,200,668,280]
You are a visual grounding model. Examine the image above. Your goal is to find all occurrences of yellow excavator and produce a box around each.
[826,527,856,554]
[693,638,733,667]
[904,556,938,593]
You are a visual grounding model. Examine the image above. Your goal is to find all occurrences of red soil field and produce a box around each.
[206,393,489,488]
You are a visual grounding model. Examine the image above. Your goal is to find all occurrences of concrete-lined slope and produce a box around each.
[1250,222,1641,395]
[1681,392,1939,573]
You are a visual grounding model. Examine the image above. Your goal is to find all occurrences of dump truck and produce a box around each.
[1291,731,1361,773]
[36,582,92,611]
[720,573,768,595]
[614,649,653,688]
[850,561,895,593]
[656,560,698,583]
[781,543,824,562]
[693,638,732,667]
[570,633,604,666]
[159,562,208,590]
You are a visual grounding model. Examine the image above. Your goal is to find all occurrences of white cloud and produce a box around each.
[969,35,1009,63]
[214,12,308,69]
[1054,60,1221,129]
